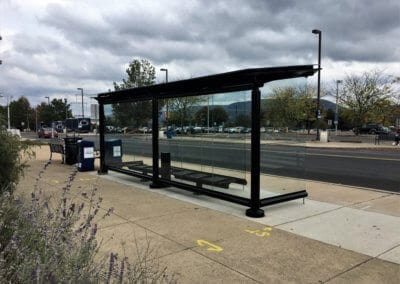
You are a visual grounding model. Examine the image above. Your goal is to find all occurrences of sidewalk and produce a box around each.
[18,146,400,283]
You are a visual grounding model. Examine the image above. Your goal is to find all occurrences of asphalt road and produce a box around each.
[27,133,400,193]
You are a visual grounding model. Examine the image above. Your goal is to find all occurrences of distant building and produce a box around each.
[90,104,99,125]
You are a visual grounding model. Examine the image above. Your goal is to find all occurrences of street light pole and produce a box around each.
[0,35,2,65]
[64,98,68,119]
[45,96,50,104]
[35,107,38,131]
[7,95,12,130]
[207,96,210,133]
[160,68,168,83]
[77,88,84,118]
[335,80,342,135]
[160,68,168,125]
[312,29,322,141]
[0,95,3,128]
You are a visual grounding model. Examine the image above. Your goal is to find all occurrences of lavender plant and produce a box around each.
[0,137,177,283]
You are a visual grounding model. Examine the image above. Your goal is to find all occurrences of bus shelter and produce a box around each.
[96,65,317,217]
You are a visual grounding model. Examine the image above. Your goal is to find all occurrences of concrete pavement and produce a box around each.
[17,145,400,283]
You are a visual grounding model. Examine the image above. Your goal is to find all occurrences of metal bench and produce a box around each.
[49,141,65,163]
[171,167,247,189]
[120,160,247,189]
[121,161,153,176]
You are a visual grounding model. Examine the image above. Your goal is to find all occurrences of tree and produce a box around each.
[340,70,394,126]
[0,105,6,128]
[9,97,31,130]
[111,59,156,127]
[262,86,316,131]
[235,114,251,127]
[36,99,71,127]
[113,59,156,90]
[168,96,206,127]
[194,106,228,126]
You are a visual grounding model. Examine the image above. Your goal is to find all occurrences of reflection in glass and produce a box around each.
[104,101,153,177]
[259,78,308,199]
[159,91,251,198]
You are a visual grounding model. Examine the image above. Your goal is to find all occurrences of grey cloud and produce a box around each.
[13,34,61,55]
[2,0,399,103]
[36,0,400,65]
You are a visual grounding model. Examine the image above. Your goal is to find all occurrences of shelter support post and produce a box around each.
[150,98,164,188]
[98,103,107,174]
[246,85,265,217]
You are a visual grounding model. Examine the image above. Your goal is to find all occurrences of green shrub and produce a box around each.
[0,130,33,194]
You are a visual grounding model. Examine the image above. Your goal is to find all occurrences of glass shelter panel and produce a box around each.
[259,78,309,199]
[159,91,251,199]
[104,100,153,176]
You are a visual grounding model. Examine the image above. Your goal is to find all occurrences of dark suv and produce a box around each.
[353,124,389,135]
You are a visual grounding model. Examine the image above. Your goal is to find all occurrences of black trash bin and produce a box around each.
[160,152,171,180]
[77,140,95,171]
[105,139,122,166]
[64,137,82,165]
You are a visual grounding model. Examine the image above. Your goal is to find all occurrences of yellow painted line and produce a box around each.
[52,180,59,184]
[245,226,272,237]
[79,178,98,181]
[196,240,223,252]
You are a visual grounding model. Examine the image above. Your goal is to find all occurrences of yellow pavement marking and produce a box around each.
[196,240,223,252]
[52,180,59,184]
[244,226,272,237]
[78,177,98,181]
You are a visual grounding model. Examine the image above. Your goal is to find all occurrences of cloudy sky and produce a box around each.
[0,0,399,115]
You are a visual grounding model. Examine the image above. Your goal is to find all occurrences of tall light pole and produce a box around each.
[7,95,12,130]
[64,98,68,119]
[0,95,3,128]
[35,107,38,131]
[312,29,322,141]
[0,35,2,65]
[335,80,342,135]
[207,96,210,133]
[160,68,168,83]
[77,88,84,118]
[160,68,168,125]
[45,96,50,104]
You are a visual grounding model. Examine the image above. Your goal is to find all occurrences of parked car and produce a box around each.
[38,127,58,138]
[353,124,389,135]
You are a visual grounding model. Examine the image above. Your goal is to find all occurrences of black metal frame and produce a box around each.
[96,65,317,217]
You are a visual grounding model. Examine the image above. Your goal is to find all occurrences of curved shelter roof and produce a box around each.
[97,65,317,103]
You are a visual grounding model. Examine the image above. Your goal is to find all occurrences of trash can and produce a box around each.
[77,140,95,171]
[160,152,171,180]
[105,139,122,166]
[320,130,328,143]
[166,129,173,139]
[64,137,82,165]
